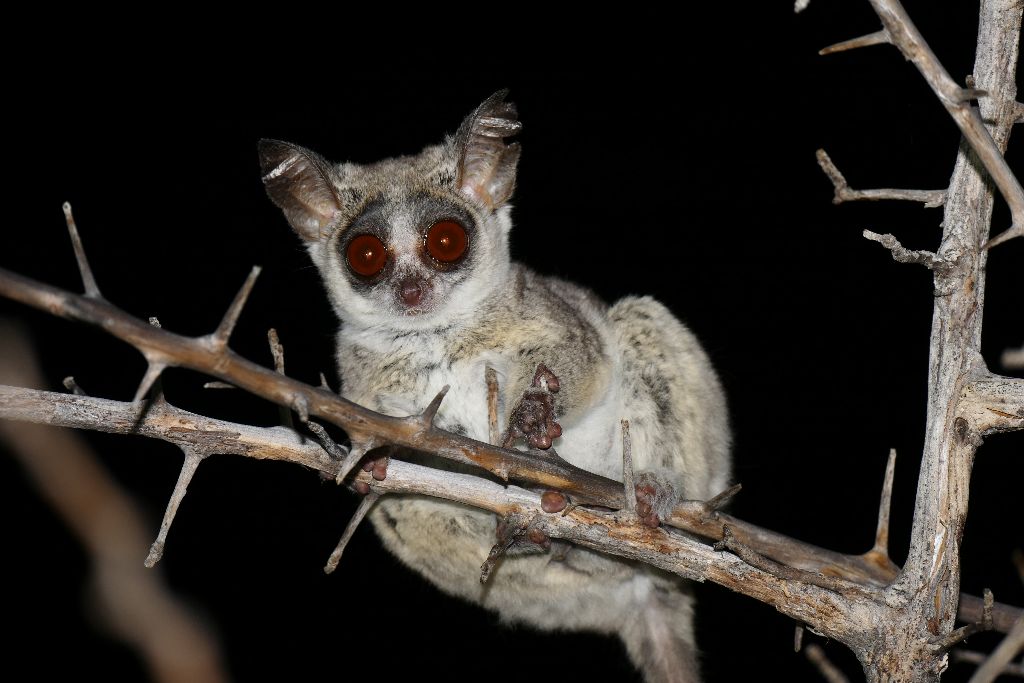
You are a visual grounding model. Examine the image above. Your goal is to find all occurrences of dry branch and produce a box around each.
[0,267,919,591]
[0,2,1020,681]
[831,0,1024,249]
[816,149,946,207]
[0,383,1018,634]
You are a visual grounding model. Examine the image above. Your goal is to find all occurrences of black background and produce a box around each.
[1,3,1021,681]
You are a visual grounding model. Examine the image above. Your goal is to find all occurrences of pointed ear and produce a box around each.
[258,139,342,241]
[454,90,522,210]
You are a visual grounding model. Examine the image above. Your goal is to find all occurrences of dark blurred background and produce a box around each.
[0,2,1020,681]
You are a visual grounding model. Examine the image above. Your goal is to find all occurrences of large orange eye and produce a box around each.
[346,234,388,277]
[425,220,468,263]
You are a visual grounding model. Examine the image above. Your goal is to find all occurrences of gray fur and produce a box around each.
[260,92,731,683]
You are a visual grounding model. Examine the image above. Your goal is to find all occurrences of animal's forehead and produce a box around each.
[348,192,473,236]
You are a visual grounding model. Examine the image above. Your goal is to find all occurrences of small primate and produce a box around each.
[259,91,732,683]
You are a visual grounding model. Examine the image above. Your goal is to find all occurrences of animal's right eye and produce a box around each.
[346,234,388,277]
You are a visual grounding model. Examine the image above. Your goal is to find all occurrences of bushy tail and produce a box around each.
[618,581,701,683]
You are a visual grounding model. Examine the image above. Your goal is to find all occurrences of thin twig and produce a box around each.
[863,230,946,270]
[816,149,945,207]
[805,643,852,683]
[480,513,531,584]
[863,0,1024,249]
[930,589,995,651]
[146,449,205,568]
[267,328,294,429]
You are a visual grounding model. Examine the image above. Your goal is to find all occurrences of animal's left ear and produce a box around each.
[454,90,522,210]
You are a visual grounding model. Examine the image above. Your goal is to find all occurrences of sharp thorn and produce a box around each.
[291,394,309,423]
[335,443,372,486]
[267,328,286,375]
[819,29,891,56]
[419,385,450,425]
[133,362,167,403]
[63,201,103,299]
[621,419,636,512]
[145,450,204,568]
[211,265,262,347]
[705,483,743,512]
[983,224,1022,250]
[324,492,379,574]
[874,449,897,554]
[319,372,331,391]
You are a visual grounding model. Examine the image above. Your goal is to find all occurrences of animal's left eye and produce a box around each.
[425,220,468,263]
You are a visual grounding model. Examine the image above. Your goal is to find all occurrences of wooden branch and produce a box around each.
[862,0,1023,680]
[816,149,946,207]
[860,0,1024,249]
[862,230,946,270]
[0,264,921,591]
[2,383,1019,634]
[958,372,1024,436]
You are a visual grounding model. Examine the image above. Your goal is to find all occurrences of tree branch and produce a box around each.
[816,149,946,207]
[862,230,947,270]
[958,371,1024,436]
[1,383,1019,634]
[861,0,1024,248]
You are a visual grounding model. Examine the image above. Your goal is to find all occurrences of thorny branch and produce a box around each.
[822,0,1024,248]
[0,1,1020,680]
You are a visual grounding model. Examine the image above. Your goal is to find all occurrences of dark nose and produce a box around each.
[399,278,423,307]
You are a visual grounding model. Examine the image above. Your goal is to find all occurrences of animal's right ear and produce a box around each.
[258,140,342,242]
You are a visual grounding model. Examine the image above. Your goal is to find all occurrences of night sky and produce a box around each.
[1,3,1021,681]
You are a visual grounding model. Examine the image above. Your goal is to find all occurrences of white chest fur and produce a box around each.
[337,325,624,481]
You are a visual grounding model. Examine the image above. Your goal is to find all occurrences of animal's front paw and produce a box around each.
[353,454,389,495]
[634,471,680,528]
[502,363,562,450]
